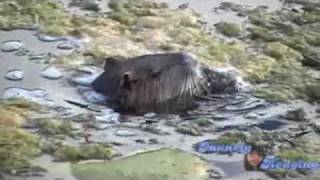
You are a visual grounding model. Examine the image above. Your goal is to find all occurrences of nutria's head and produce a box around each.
[92,53,206,113]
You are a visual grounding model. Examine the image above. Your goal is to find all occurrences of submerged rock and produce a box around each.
[5,69,24,81]
[1,40,23,52]
[41,67,63,79]
[3,87,53,105]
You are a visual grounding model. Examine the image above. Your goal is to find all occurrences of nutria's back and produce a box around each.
[92,52,205,114]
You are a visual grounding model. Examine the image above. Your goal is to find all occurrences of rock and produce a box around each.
[284,108,307,121]
[5,69,24,81]
[176,125,201,136]
[93,123,111,130]
[148,138,159,144]
[57,41,75,50]
[178,3,189,9]
[207,169,223,179]
[69,0,100,11]
[141,125,169,135]
[14,48,30,56]
[1,40,23,52]
[72,74,99,86]
[41,67,63,80]
[244,113,259,119]
[76,66,100,74]
[143,112,156,118]
[95,109,120,124]
[3,88,52,105]
[36,34,65,42]
[302,48,320,68]
[81,90,106,104]
[135,139,146,144]
[114,129,137,137]
[28,53,50,61]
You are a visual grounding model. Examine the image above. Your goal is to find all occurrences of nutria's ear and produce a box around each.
[104,57,122,70]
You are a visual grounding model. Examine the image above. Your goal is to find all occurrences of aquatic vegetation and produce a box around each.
[0,128,41,172]
[71,149,208,180]
[0,0,76,35]
[215,21,241,37]
[53,143,120,161]
[36,119,74,136]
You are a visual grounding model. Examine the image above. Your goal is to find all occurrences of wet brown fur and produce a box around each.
[92,53,206,113]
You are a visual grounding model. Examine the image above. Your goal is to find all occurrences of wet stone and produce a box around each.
[57,41,75,50]
[176,125,201,136]
[41,67,63,80]
[76,66,100,74]
[1,40,23,52]
[95,109,120,124]
[5,69,24,81]
[3,87,53,105]
[79,88,106,104]
[72,74,99,86]
[143,112,156,118]
[36,34,65,42]
[29,52,50,61]
[243,113,259,119]
[114,129,137,137]
[14,48,30,56]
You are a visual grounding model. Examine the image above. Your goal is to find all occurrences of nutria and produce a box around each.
[92,52,208,113]
[92,52,248,113]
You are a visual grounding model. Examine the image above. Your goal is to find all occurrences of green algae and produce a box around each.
[71,149,208,180]
[53,144,120,162]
